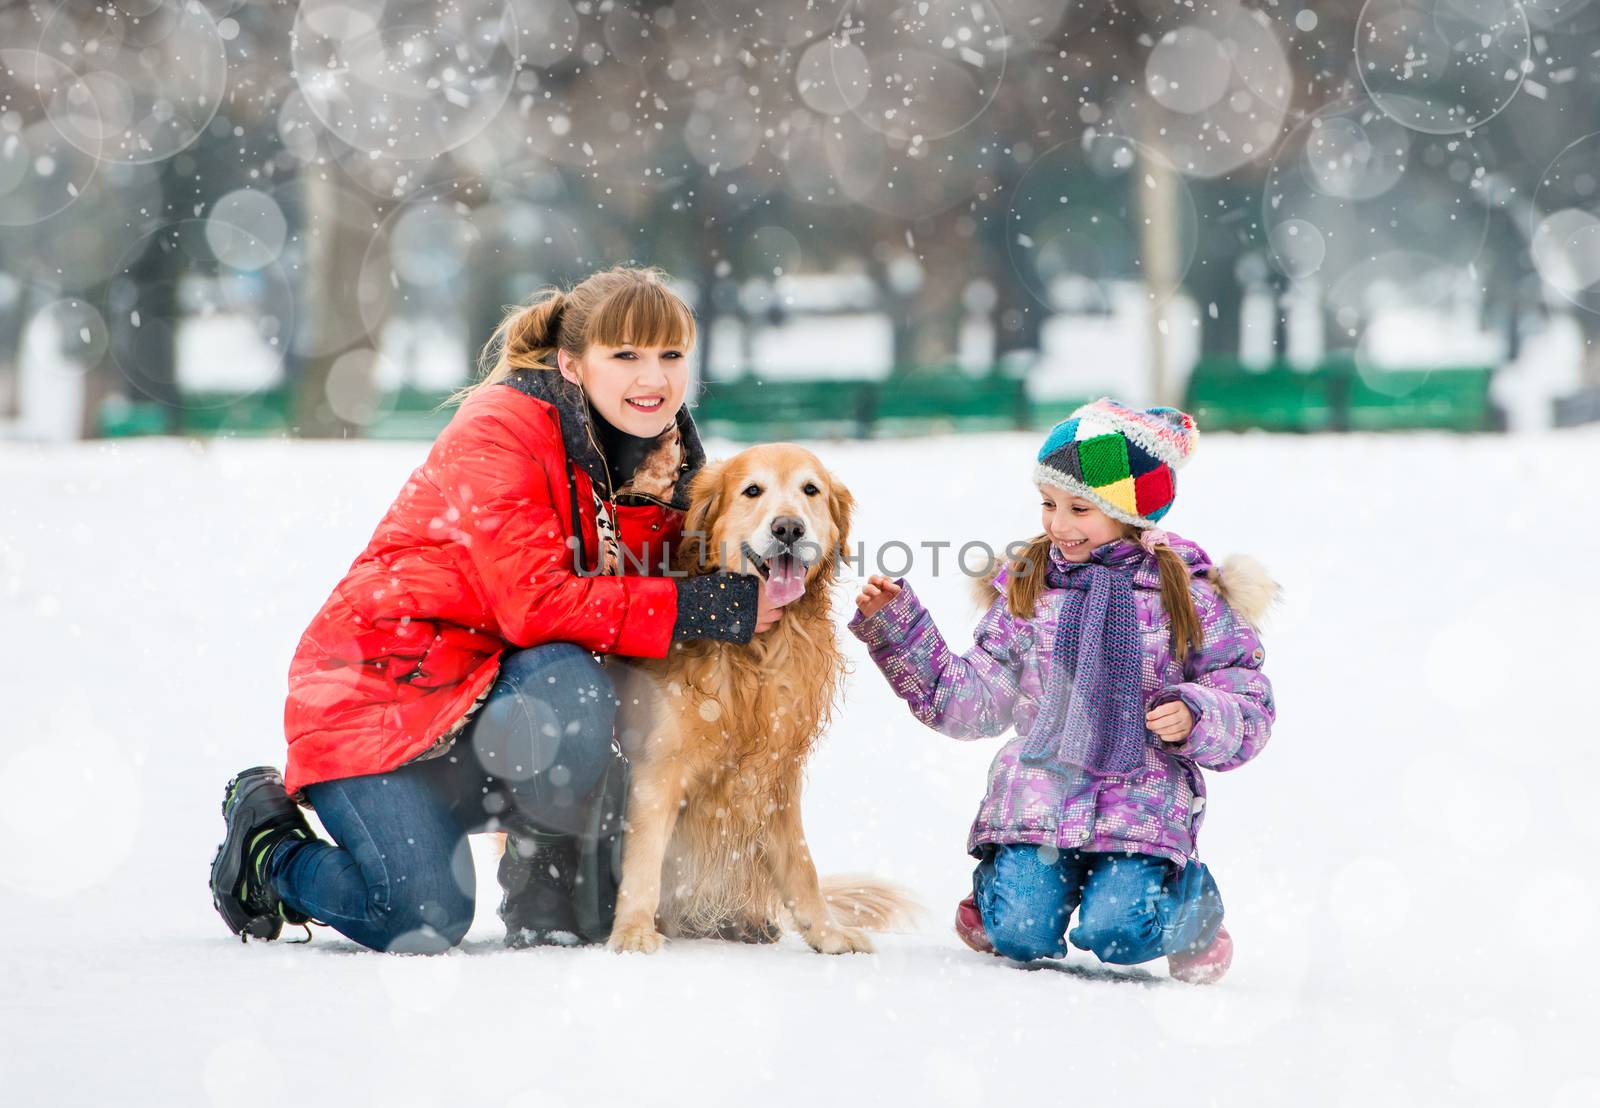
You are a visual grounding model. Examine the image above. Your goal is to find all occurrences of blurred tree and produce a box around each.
[7,0,1600,438]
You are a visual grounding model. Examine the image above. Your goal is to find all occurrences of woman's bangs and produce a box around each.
[587,283,696,351]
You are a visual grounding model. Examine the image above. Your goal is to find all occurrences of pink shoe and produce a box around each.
[1168,924,1232,984]
[954,894,993,955]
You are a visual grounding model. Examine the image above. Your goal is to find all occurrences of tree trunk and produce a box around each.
[0,278,30,421]
[904,214,967,371]
[981,156,1043,365]
[1582,314,1600,389]
[1136,142,1182,406]
[690,262,718,386]
[78,357,112,441]
[1189,183,1248,360]
[865,252,915,375]
[467,252,510,388]
[293,172,377,438]
[105,235,183,434]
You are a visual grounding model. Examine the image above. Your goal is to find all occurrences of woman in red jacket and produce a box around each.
[210,266,779,952]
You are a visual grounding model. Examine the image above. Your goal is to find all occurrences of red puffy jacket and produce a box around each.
[282,367,704,796]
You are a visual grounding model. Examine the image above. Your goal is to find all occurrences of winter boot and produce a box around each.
[1168,924,1233,984]
[569,749,627,944]
[498,831,584,948]
[954,894,994,955]
[210,766,315,941]
[499,750,629,947]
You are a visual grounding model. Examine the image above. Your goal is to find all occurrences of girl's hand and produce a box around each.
[855,574,902,618]
[1147,700,1195,743]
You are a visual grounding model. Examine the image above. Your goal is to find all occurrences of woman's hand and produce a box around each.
[755,578,785,634]
[854,574,902,618]
[1147,700,1195,743]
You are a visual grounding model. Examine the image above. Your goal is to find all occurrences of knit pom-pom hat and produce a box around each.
[1034,397,1199,527]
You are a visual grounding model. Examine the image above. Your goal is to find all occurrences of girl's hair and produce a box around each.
[446,265,696,407]
[1004,528,1204,662]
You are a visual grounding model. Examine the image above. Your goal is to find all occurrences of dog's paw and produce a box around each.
[607,917,666,954]
[805,924,874,955]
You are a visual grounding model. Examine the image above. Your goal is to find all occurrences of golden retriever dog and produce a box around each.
[605,443,915,954]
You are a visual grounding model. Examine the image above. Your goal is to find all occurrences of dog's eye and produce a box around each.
[802,482,819,496]
[742,484,763,497]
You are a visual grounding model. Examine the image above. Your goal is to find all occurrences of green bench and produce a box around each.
[98,388,294,438]
[95,359,1503,439]
[1186,357,1499,433]
[692,369,1031,440]
[97,386,459,439]
[691,377,875,440]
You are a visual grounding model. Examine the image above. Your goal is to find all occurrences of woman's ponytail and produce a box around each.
[492,290,566,374]
[444,290,567,407]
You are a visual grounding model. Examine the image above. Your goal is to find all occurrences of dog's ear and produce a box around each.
[827,476,854,555]
[810,475,854,593]
[681,457,729,570]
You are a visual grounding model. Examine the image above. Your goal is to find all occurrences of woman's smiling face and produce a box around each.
[1039,483,1126,562]
[558,341,689,437]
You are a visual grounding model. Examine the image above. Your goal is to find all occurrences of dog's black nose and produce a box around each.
[771,516,805,545]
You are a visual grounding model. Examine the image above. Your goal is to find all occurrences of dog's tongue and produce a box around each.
[766,556,807,607]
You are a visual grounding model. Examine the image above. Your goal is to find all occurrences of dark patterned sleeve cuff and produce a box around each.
[671,571,760,644]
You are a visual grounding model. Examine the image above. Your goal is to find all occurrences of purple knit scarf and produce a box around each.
[1018,541,1147,776]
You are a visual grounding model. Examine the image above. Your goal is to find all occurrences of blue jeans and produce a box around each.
[269,643,622,953]
[973,844,1224,965]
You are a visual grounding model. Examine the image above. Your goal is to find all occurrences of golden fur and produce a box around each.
[605,443,916,953]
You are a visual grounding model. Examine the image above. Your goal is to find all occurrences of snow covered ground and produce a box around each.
[3,427,1597,1106]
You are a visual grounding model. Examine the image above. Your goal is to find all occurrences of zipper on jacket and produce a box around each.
[580,413,617,505]
[566,460,599,577]
[577,408,626,576]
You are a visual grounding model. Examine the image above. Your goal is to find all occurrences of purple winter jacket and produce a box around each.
[847,534,1275,867]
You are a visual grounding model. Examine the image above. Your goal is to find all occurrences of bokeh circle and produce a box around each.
[1008,133,1199,312]
[31,298,110,376]
[705,0,845,47]
[1532,132,1600,316]
[828,0,1008,143]
[205,189,290,273]
[0,49,102,227]
[1263,99,1490,289]
[102,219,296,409]
[1354,0,1529,134]
[291,0,519,161]
[38,0,227,165]
[1125,7,1292,179]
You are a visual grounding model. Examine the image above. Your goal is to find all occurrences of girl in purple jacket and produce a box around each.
[849,398,1277,983]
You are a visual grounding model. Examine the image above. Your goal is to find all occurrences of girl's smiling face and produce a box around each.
[558,340,689,437]
[1039,483,1126,562]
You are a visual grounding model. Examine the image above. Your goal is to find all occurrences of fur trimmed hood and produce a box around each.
[967,538,1281,630]
[1205,553,1280,629]
[497,365,707,510]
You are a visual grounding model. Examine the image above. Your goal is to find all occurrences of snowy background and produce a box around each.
[4,426,1597,1106]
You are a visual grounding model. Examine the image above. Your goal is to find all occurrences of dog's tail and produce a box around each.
[821,874,923,931]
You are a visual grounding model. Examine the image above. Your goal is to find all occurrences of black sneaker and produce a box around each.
[210,766,315,941]
[498,832,584,948]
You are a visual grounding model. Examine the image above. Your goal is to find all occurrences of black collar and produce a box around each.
[496,366,706,510]
[587,401,663,493]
